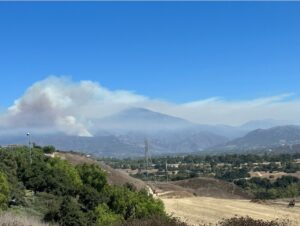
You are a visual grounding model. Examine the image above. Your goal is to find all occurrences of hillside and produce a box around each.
[95,107,196,131]
[56,152,147,190]
[0,108,231,156]
[172,177,252,199]
[227,125,300,148]
[0,146,168,226]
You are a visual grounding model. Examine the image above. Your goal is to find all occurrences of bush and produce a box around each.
[45,196,87,226]
[76,164,107,192]
[107,186,165,220]
[42,146,56,154]
[218,216,290,226]
[94,203,122,226]
[79,185,109,211]
[118,215,188,226]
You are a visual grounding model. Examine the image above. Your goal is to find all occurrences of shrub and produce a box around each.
[94,203,122,226]
[118,215,188,226]
[76,164,107,192]
[218,216,290,226]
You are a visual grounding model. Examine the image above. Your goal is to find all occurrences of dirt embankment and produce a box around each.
[55,152,147,190]
[149,177,252,199]
[172,177,253,199]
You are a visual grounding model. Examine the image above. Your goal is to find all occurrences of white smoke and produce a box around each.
[1,75,300,136]
[0,76,147,136]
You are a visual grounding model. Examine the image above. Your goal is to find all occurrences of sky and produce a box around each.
[0,2,300,135]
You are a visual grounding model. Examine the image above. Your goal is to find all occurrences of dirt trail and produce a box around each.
[162,197,300,226]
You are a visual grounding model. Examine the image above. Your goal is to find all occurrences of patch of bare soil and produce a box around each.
[174,177,253,199]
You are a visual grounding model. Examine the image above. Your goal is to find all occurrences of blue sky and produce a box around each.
[0,2,300,108]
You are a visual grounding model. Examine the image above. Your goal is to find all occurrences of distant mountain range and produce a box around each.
[227,125,300,148]
[239,119,290,131]
[0,107,298,156]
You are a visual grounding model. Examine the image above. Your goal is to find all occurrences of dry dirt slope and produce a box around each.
[55,152,147,190]
[149,178,299,225]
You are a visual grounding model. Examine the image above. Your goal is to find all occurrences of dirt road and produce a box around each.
[162,197,300,226]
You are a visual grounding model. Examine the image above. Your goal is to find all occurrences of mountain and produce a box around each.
[94,108,247,139]
[227,125,300,148]
[94,107,196,132]
[2,107,294,156]
[239,119,290,131]
[0,134,141,157]
[93,108,230,154]
[0,108,230,156]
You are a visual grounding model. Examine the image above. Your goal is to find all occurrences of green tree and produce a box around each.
[94,203,122,226]
[76,164,107,192]
[46,196,88,226]
[43,145,56,154]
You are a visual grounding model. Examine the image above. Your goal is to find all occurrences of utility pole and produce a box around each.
[26,133,32,165]
[165,160,168,182]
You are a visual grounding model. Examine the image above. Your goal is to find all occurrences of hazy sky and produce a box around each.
[0,2,300,107]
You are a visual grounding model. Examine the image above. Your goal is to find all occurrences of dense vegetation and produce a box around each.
[235,176,300,199]
[216,216,290,226]
[0,146,165,225]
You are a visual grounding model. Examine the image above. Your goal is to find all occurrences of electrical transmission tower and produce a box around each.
[144,139,153,178]
[144,139,149,179]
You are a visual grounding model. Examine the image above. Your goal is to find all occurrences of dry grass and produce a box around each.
[162,197,300,226]
[0,212,53,226]
[250,171,300,180]
[172,177,252,199]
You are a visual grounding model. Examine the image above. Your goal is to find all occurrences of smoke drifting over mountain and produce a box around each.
[0,76,147,136]
[0,76,300,136]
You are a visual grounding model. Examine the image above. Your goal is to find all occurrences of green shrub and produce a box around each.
[94,203,122,226]
[218,216,290,226]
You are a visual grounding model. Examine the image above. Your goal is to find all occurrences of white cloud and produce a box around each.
[0,76,299,136]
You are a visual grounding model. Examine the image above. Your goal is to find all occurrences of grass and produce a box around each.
[0,212,54,226]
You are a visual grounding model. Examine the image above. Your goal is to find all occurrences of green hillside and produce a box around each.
[0,146,181,226]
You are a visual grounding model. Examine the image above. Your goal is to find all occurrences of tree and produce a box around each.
[94,203,122,226]
[46,158,83,195]
[43,145,56,154]
[76,164,107,192]
[79,185,109,211]
[47,196,88,226]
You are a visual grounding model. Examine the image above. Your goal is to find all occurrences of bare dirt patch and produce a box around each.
[250,171,300,180]
[173,177,252,199]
